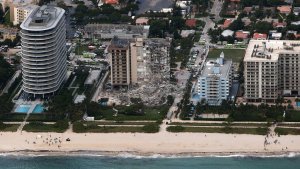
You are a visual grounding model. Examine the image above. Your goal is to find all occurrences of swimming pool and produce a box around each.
[15,105,31,113]
[32,104,44,113]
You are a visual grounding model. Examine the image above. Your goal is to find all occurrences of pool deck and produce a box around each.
[13,100,44,113]
[27,103,38,114]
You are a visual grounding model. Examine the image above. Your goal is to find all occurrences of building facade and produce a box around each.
[20,5,67,97]
[108,37,134,87]
[197,52,233,105]
[10,4,38,25]
[244,40,300,103]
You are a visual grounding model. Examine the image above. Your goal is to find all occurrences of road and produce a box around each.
[210,0,223,21]
[167,0,225,120]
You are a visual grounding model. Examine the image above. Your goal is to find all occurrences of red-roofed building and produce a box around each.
[273,22,287,28]
[136,17,149,25]
[185,19,197,28]
[106,0,118,4]
[99,0,119,5]
[277,5,292,15]
[253,33,267,40]
[222,19,232,29]
[235,31,250,39]
[243,7,253,15]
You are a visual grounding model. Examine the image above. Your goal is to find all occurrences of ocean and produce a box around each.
[0,153,299,169]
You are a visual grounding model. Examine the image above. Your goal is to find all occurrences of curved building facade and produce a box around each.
[20,5,66,97]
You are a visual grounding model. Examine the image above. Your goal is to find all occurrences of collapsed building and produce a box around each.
[104,36,177,105]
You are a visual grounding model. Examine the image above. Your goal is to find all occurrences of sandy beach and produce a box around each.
[0,131,300,156]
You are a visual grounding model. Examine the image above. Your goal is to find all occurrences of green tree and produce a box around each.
[255,21,273,34]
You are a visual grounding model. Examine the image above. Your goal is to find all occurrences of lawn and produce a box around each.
[207,49,245,62]
[0,114,27,121]
[73,122,159,133]
[167,126,268,135]
[275,127,300,135]
[170,122,267,127]
[86,121,154,125]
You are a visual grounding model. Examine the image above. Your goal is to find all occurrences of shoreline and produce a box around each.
[0,150,300,158]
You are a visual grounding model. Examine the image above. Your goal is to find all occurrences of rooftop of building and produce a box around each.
[185,19,197,27]
[235,31,250,39]
[244,40,300,62]
[252,33,267,39]
[135,17,149,25]
[144,38,171,47]
[277,5,292,13]
[17,4,38,10]
[85,70,102,85]
[20,5,65,31]
[12,0,36,5]
[108,36,130,49]
[201,52,232,79]
[222,19,232,29]
[84,24,149,34]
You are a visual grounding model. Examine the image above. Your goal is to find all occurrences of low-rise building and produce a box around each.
[196,52,233,105]
[253,33,267,40]
[221,29,234,37]
[273,22,287,28]
[294,7,300,16]
[235,31,250,40]
[135,17,149,25]
[271,32,282,40]
[84,24,149,39]
[98,0,119,7]
[2,28,18,41]
[185,19,196,28]
[222,19,232,29]
[277,5,292,15]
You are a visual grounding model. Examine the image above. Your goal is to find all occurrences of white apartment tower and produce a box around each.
[20,5,67,97]
[197,52,233,105]
[244,40,300,103]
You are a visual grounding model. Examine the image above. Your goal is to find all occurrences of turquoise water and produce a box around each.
[32,104,44,113]
[15,105,31,113]
[0,154,299,169]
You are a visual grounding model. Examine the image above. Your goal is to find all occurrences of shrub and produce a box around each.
[167,125,185,132]
[142,123,160,133]
[54,120,69,131]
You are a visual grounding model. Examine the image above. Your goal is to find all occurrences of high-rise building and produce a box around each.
[20,5,67,98]
[108,37,134,87]
[196,52,233,105]
[244,40,300,103]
